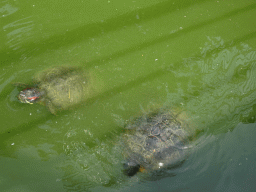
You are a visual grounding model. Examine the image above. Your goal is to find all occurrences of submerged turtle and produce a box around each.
[16,66,91,114]
[122,110,194,176]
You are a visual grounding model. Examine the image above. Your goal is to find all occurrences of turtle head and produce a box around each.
[18,88,44,104]
[123,160,141,176]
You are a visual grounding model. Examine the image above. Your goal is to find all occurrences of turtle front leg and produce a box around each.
[45,99,57,115]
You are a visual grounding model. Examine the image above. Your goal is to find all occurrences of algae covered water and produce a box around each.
[0,0,256,191]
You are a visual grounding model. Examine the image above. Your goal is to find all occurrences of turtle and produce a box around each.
[15,66,90,114]
[122,109,194,176]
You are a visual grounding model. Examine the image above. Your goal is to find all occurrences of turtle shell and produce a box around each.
[123,110,190,176]
[35,66,88,114]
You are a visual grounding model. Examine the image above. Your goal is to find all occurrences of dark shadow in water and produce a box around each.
[0,31,255,150]
[0,0,207,65]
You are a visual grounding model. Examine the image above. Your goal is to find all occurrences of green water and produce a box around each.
[1,0,256,191]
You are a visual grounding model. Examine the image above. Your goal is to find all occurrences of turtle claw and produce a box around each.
[46,100,57,115]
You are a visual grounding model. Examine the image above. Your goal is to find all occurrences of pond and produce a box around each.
[0,0,256,191]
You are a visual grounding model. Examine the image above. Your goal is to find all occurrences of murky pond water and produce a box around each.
[1,0,256,191]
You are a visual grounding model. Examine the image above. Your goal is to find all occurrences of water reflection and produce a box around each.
[4,16,34,50]
[0,3,18,17]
